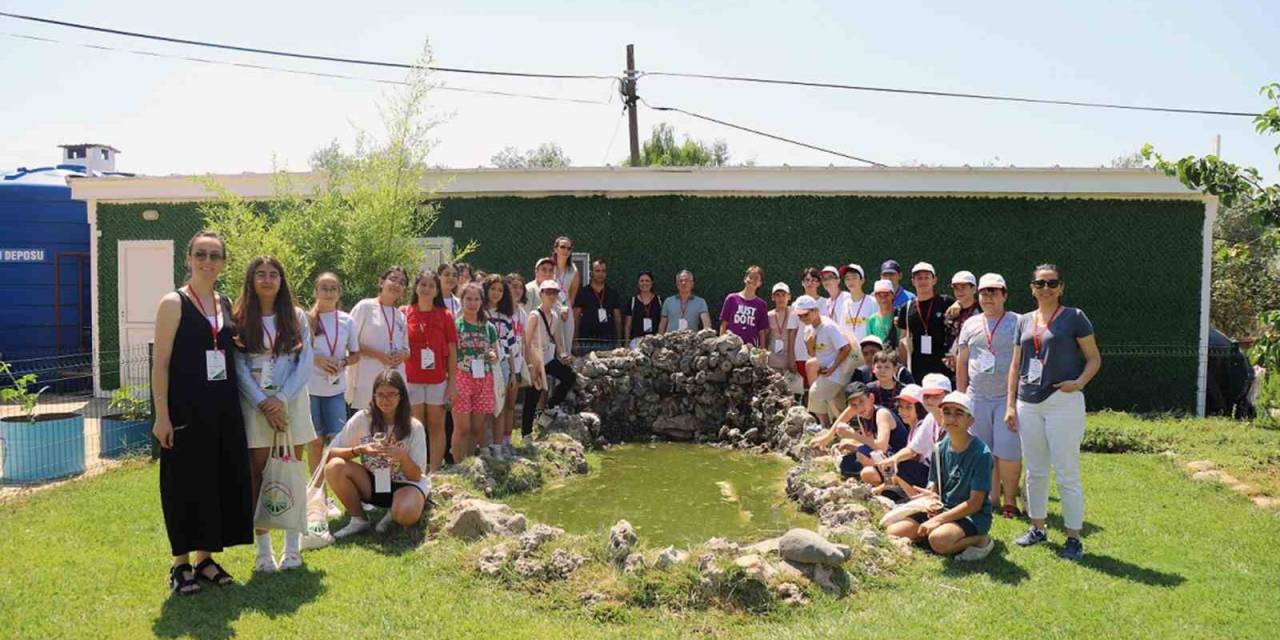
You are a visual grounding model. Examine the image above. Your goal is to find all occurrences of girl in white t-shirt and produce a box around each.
[795,268,822,387]
[326,369,429,538]
[349,267,409,409]
[307,272,361,480]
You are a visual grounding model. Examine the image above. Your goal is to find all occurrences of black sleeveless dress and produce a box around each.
[159,292,253,556]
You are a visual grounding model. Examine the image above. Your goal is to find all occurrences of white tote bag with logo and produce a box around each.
[254,431,308,531]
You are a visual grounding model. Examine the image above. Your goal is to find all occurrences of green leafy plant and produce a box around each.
[0,361,51,422]
[108,385,152,421]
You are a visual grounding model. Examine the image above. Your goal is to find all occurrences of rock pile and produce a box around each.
[565,330,816,452]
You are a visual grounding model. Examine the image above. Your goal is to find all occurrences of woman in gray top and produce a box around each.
[1004,264,1101,562]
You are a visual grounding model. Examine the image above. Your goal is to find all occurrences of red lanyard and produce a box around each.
[380,305,398,350]
[850,295,867,323]
[1032,306,1063,359]
[985,312,1008,355]
[186,286,221,348]
[593,285,606,307]
[773,307,790,335]
[915,297,936,336]
[323,311,340,356]
[825,293,839,319]
[263,320,276,354]
[679,296,689,320]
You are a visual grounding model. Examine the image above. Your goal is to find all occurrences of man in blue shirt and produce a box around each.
[880,259,916,311]
[883,391,995,561]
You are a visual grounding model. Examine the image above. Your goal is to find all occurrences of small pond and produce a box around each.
[506,443,816,547]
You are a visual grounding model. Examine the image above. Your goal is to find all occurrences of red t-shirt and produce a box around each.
[405,305,458,384]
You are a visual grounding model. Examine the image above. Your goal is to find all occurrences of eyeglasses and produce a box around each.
[384,276,406,285]
[374,391,401,401]
[317,285,340,293]
[253,271,281,281]
[192,250,224,262]
[1031,279,1062,289]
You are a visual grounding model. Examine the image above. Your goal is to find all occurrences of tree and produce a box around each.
[625,123,730,167]
[1144,82,1280,375]
[200,44,472,308]
[490,142,571,169]
[1108,150,1148,168]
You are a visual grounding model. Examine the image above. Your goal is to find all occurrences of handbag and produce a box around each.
[254,430,308,531]
[492,358,507,418]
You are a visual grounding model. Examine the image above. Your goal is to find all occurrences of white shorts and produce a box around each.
[407,381,448,406]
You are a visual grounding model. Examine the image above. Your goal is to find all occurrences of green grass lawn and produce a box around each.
[2,418,1279,639]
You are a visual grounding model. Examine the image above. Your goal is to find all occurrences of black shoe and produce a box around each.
[169,563,201,596]
[194,558,235,586]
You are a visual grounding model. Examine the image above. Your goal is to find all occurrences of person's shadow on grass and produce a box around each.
[1044,543,1186,587]
[940,540,1031,585]
[152,566,326,640]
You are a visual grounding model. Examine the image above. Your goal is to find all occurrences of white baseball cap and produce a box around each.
[873,279,894,294]
[772,282,791,295]
[940,391,974,416]
[859,334,884,348]
[921,373,952,396]
[951,270,977,286]
[792,295,820,312]
[820,265,840,278]
[911,262,936,275]
[538,280,561,293]
[894,384,925,405]
[839,263,865,279]
[978,273,1007,290]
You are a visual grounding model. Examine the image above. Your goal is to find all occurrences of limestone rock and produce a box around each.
[579,591,608,605]
[742,537,780,555]
[704,537,741,554]
[652,415,701,441]
[546,549,586,580]
[733,553,777,580]
[445,499,527,540]
[653,545,690,568]
[1185,460,1217,473]
[608,519,638,562]
[775,581,809,606]
[477,545,510,576]
[778,528,851,566]
[518,523,565,555]
[623,552,646,574]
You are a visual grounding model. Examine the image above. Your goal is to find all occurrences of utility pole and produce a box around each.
[1214,134,1221,157]
[625,44,640,166]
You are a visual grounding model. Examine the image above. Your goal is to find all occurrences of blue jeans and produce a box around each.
[310,393,348,438]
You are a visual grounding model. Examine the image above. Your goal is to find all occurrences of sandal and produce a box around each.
[1001,504,1022,519]
[194,558,235,586]
[169,563,201,596]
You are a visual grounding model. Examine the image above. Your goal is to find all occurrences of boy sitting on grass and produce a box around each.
[885,391,994,561]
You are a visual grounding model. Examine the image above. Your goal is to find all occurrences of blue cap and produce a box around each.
[880,259,901,275]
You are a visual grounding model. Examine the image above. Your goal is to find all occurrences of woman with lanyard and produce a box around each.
[151,231,252,595]
[232,256,316,574]
[404,269,457,473]
[306,272,361,491]
[452,282,500,463]
[766,282,799,389]
[551,236,580,348]
[437,262,463,316]
[523,280,577,433]
[955,273,1022,518]
[794,267,822,389]
[504,272,530,437]
[483,274,520,458]
[350,267,410,409]
[1005,264,1101,562]
[624,270,662,348]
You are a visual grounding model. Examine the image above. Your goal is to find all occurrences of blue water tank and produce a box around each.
[0,166,92,367]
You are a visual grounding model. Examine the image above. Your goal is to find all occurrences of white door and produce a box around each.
[417,237,454,271]
[117,241,174,389]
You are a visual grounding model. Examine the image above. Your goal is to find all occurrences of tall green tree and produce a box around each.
[625,123,730,167]
[490,142,571,168]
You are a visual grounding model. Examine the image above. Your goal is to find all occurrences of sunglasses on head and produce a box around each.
[1031,279,1062,289]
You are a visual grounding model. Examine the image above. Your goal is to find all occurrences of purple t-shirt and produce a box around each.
[720,293,770,346]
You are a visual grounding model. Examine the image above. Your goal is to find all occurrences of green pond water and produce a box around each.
[505,443,816,547]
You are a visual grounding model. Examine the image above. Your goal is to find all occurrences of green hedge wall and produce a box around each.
[98,195,1206,412]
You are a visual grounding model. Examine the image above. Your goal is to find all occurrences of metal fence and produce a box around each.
[0,344,154,489]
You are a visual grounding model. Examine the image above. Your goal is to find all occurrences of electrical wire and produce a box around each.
[640,98,885,166]
[643,70,1259,118]
[4,32,612,105]
[0,11,618,80]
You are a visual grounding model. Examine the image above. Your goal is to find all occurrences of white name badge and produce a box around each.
[773,339,785,353]
[470,358,486,379]
[976,349,996,373]
[642,318,653,332]
[206,350,228,381]
[678,318,689,331]
[597,308,608,323]
[1027,358,1044,384]
[421,347,436,370]
[373,466,391,493]
[920,335,933,355]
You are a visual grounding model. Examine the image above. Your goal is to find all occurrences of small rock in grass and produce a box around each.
[623,552,646,574]
[733,553,777,579]
[779,528,850,566]
[775,581,809,606]
[1185,460,1217,473]
[445,499,527,540]
[608,520,638,561]
[653,546,690,568]
[518,523,564,555]
[477,545,510,576]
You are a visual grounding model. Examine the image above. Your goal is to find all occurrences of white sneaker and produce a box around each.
[254,552,278,573]
[326,498,342,519]
[375,510,396,534]
[301,530,334,551]
[957,537,995,562]
[362,501,376,513]
[277,551,303,571]
[333,517,371,539]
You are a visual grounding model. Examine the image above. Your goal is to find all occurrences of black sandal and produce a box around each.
[194,558,235,586]
[170,563,201,596]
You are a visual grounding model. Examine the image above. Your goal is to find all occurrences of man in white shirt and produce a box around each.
[795,294,852,427]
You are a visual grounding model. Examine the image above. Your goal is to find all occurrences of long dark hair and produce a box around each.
[553,235,574,270]
[309,271,342,336]
[367,369,412,442]
[483,273,514,316]
[457,282,489,325]
[234,255,302,356]
[377,266,409,302]
[505,272,527,305]
[437,262,457,295]
[410,269,446,309]
[183,230,227,283]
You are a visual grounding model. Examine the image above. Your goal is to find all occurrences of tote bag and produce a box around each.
[254,431,308,531]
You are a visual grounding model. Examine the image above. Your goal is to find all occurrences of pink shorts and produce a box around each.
[454,372,495,414]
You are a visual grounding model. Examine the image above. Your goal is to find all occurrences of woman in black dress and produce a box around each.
[151,230,253,595]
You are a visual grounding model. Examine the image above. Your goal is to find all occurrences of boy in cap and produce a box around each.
[879,260,915,310]
[809,381,908,486]
[943,270,981,371]
[884,391,995,561]
[896,261,955,381]
[794,294,853,427]
[840,263,875,342]
[866,279,900,350]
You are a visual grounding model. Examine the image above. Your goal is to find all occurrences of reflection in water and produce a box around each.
[506,443,816,547]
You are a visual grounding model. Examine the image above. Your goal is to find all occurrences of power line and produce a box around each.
[643,70,1260,118]
[0,11,618,81]
[640,98,885,166]
[4,32,612,106]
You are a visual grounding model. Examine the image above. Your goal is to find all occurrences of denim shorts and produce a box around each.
[310,393,348,438]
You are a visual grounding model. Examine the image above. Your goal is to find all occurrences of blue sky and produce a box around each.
[1,0,1277,179]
